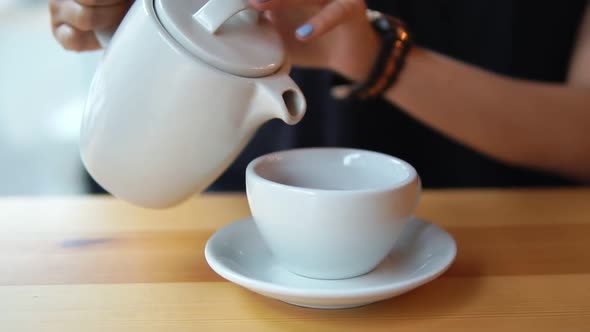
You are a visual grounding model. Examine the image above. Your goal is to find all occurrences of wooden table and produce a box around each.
[1,189,589,331]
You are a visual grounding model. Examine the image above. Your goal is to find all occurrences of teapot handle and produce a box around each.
[193,0,258,34]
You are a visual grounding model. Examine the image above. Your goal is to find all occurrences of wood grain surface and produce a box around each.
[0,189,589,331]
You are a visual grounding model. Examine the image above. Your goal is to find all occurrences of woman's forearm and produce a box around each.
[385,47,590,182]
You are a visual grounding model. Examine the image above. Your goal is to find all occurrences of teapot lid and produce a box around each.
[155,0,285,78]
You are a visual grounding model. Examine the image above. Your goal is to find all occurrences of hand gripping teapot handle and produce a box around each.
[193,0,258,34]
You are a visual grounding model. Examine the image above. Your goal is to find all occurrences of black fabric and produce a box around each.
[206,0,587,191]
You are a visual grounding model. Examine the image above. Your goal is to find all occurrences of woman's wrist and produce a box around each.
[329,11,414,100]
[328,27,381,83]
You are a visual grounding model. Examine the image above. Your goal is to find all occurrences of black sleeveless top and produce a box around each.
[205,0,588,191]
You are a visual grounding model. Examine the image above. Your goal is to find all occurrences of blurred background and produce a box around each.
[0,0,101,195]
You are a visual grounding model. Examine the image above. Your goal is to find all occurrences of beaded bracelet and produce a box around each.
[332,10,413,101]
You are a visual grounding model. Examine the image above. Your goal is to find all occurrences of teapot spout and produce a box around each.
[248,72,307,128]
[279,88,307,125]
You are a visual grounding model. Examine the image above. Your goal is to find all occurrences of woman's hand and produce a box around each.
[248,0,380,81]
[48,0,379,78]
[49,0,132,52]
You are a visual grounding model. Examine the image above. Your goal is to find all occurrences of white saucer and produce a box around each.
[205,216,456,309]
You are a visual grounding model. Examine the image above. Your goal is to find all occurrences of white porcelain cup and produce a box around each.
[245,148,421,279]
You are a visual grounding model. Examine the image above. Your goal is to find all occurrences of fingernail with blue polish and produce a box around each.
[296,24,314,38]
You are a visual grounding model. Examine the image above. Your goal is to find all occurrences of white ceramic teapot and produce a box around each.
[80,0,306,208]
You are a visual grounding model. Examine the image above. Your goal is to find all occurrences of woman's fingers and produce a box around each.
[53,24,101,51]
[249,0,366,41]
[49,0,131,51]
[295,0,366,40]
[50,0,130,31]
[74,0,128,6]
[250,0,328,10]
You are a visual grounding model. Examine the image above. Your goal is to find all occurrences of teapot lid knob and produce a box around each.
[194,0,257,34]
[155,0,286,78]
